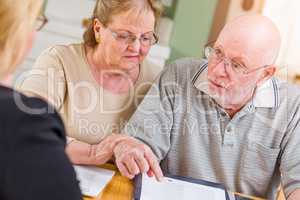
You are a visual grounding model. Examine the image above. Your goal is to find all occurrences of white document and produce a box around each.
[140,175,227,200]
[74,165,115,197]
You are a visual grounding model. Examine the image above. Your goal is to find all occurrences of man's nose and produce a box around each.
[211,61,228,77]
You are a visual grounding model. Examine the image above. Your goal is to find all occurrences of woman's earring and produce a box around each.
[96,35,101,44]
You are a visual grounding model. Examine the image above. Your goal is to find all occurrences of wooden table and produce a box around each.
[83,164,134,200]
[83,164,265,200]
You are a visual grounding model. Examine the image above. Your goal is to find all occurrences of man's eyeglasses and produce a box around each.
[106,27,158,47]
[34,14,48,31]
[204,46,268,75]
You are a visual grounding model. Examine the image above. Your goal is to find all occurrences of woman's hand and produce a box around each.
[66,134,129,166]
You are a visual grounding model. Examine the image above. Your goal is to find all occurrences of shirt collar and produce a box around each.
[193,61,280,108]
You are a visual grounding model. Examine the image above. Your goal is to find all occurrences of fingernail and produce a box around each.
[158,176,164,182]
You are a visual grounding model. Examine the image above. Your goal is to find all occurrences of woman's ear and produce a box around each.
[93,18,103,36]
[93,18,104,44]
[257,65,277,86]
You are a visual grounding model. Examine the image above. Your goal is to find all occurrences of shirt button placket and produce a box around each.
[223,125,235,147]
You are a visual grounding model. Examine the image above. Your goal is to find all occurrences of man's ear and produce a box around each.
[257,65,277,86]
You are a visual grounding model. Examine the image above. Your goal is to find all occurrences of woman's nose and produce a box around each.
[128,38,141,52]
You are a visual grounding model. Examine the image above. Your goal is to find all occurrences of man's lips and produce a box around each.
[209,80,224,88]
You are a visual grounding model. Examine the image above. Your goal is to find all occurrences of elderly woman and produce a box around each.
[0,0,81,199]
[16,0,163,166]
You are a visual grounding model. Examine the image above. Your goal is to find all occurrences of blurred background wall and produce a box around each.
[168,0,217,61]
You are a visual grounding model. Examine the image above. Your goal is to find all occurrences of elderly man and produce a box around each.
[98,14,300,199]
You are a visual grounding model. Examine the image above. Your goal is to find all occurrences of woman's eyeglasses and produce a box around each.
[34,14,48,31]
[106,27,158,47]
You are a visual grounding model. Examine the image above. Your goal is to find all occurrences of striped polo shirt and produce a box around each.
[125,58,300,199]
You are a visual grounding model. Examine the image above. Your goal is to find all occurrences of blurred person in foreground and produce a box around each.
[0,0,82,199]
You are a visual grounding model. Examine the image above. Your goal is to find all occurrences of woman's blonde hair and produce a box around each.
[83,0,163,47]
[0,0,43,78]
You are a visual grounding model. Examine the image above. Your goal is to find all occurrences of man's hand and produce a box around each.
[113,137,163,181]
[89,134,130,165]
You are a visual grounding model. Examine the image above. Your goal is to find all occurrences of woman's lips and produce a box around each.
[124,55,140,62]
